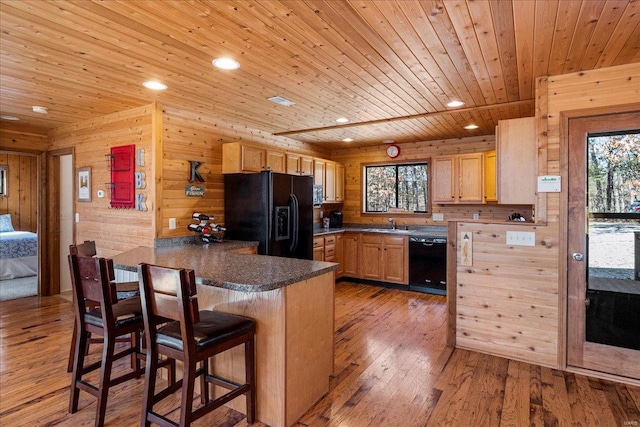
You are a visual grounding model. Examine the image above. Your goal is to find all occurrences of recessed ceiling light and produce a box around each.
[383,139,395,144]
[268,96,295,107]
[336,117,349,123]
[447,100,465,108]
[32,106,48,114]
[212,57,240,70]
[143,81,168,90]
[0,115,20,121]
[464,124,479,130]
[342,138,354,142]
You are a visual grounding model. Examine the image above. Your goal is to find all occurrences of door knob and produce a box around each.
[572,252,584,261]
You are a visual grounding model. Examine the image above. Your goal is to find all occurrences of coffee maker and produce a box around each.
[329,210,343,228]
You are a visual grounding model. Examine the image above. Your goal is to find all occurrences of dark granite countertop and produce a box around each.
[112,241,338,293]
[314,225,447,238]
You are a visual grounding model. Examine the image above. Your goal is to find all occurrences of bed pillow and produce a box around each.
[0,214,15,232]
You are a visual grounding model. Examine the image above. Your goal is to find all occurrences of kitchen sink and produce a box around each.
[361,228,417,234]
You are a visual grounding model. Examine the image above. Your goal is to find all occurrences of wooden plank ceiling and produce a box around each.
[1,0,639,149]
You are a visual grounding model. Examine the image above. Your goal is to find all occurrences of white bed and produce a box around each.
[0,214,38,280]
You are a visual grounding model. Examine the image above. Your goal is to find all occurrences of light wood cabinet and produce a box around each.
[313,236,325,261]
[358,233,408,284]
[317,160,344,203]
[431,156,456,203]
[360,234,383,280]
[432,153,484,204]
[335,233,344,278]
[483,150,497,203]
[266,150,286,173]
[286,153,313,175]
[313,234,336,262]
[324,234,336,262]
[325,161,336,202]
[496,117,537,204]
[335,163,345,202]
[224,144,345,203]
[313,158,325,187]
[222,142,285,173]
[382,236,407,283]
[342,233,359,277]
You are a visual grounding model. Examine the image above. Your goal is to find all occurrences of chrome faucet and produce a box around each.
[388,218,396,229]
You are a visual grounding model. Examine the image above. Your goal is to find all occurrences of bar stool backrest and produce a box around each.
[138,264,201,352]
[68,254,118,324]
[70,240,97,257]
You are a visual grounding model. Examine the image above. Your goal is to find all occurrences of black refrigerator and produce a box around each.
[224,171,313,260]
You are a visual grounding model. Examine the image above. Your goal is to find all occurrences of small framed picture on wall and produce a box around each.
[78,167,91,202]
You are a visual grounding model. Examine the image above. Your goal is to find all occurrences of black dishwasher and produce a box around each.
[408,236,447,295]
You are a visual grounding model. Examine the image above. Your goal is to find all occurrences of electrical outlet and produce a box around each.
[168,218,176,230]
[506,231,535,246]
[432,213,444,221]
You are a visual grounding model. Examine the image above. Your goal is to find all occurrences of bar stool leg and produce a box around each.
[69,329,88,413]
[246,336,256,424]
[180,360,197,427]
[95,336,116,427]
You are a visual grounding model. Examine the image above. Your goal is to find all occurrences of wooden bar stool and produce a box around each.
[68,253,146,427]
[138,263,256,427]
[67,241,140,372]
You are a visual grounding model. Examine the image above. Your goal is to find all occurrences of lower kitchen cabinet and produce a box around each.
[313,236,325,261]
[313,234,336,262]
[335,234,344,277]
[360,234,383,280]
[359,234,408,285]
[382,236,408,284]
[341,233,360,277]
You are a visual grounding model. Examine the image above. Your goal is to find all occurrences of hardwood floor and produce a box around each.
[1,280,639,426]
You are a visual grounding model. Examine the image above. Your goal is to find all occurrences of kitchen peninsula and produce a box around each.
[112,242,338,427]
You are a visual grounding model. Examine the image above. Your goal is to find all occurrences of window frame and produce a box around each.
[362,160,431,215]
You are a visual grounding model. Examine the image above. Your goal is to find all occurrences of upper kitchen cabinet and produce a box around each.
[335,163,345,202]
[432,153,484,204]
[222,142,285,174]
[496,117,537,205]
[286,152,313,176]
[483,150,497,203]
[313,158,325,187]
[316,160,344,203]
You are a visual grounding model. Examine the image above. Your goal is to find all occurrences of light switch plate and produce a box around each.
[432,213,444,221]
[168,218,176,230]
[506,231,535,246]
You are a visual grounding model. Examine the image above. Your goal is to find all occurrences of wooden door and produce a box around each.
[458,153,483,203]
[266,150,285,173]
[325,161,336,202]
[335,163,344,202]
[431,156,456,203]
[286,153,301,175]
[335,234,344,277]
[567,110,640,380]
[483,150,497,203]
[300,156,314,176]
[360,234,382,280]
[240,145,265,172]
[342,233,359,277]
[382,236,407,284]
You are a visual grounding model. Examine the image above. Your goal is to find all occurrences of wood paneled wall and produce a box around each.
[49,105,156,257]
[450,63,640,369]
[0,153,38,232]
[160,106,327,238]
[0,126,48,153]
[330,135,530,227]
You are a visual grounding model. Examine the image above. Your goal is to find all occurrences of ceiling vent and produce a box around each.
[268,96,295,107]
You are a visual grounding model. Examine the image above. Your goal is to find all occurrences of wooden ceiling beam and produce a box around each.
[274,99,534,137]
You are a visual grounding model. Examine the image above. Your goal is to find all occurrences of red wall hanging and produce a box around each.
[110,144,135,209]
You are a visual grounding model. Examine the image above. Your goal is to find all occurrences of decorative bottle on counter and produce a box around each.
[187,223,210,233]
[192,212,210,221]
